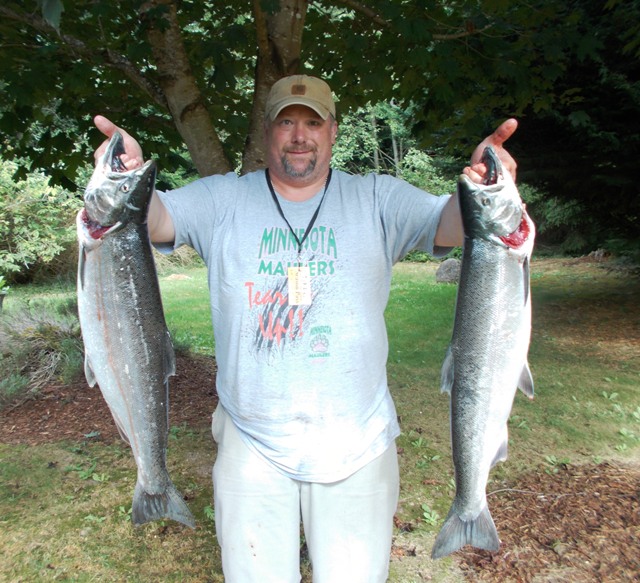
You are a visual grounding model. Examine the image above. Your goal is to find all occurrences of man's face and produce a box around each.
[265,105,337,185]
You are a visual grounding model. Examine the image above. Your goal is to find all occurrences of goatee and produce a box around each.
[281,155,317,179]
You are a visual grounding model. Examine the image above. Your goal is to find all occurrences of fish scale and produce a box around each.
[432,147,534,559]
[77,132,195,528]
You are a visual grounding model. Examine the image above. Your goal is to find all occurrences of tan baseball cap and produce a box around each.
[265,75,336,121]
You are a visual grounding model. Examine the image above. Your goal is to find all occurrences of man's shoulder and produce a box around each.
[331,168,412,192]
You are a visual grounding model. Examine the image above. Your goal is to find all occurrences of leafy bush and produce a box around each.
[0,159,83,282]
[0,303,83,408]
[399,148,457,195]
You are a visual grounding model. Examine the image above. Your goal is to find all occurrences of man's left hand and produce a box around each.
[464,118,518,183]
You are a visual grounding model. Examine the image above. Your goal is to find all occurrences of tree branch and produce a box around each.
[0,5,167,109]
[327,0,493,40]
[140,0,232,175]
[330,0,389,28]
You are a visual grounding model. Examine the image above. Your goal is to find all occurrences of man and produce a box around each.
[94,75,518,582]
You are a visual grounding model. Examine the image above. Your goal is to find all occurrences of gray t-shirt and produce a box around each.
[159,168,450,482]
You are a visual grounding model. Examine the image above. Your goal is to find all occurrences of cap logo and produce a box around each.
[291,84,306,95]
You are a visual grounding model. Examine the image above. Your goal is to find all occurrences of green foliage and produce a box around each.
[0,159,82,282]
[332,101,423,175]
[0,275,10,295]
[0,0,637,256]
[511,0,640,249]
[333,101,459,198]
[399,149,457,195]
[331,107,380,174]
[421,503,440,527]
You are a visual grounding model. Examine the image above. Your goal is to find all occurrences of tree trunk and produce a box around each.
[391,132,400,176]
[240,0,308,174]
[371,111,380,172]
[141,0,232,176]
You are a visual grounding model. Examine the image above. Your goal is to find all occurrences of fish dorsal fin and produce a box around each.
[518,362,535,399]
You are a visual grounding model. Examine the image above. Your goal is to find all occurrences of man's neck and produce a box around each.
[267,169,331,202]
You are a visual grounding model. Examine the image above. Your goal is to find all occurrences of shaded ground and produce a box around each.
[1,352,638,582]
[459,462,640,582]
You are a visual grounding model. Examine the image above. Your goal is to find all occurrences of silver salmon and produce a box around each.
[431,146,534,559]
[76,132,195,528]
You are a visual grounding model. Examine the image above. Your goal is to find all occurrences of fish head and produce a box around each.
[458,147,527,247]
[83,132,156,238]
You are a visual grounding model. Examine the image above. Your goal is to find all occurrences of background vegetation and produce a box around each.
[0,0,638,278]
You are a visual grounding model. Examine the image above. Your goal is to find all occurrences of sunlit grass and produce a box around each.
[159,268,214,356]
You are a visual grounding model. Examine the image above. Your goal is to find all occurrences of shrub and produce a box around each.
[399,148,457,195]
[0,159,83,283]
[0,303,83,409]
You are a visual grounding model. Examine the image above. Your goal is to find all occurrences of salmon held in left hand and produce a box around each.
[432,147,535,559]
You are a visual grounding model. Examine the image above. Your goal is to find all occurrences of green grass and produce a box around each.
[1,258,639,581]
[159,269,214,356]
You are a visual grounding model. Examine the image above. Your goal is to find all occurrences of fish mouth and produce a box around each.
[103,132,128,174]
[83,131,155,231]
[81,208,122,240]
[500,212,532,249]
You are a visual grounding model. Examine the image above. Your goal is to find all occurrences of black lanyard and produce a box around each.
[265,169,333,256]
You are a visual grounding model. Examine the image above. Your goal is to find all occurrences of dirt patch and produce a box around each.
[0,353,218,445]
[460,462,640,582]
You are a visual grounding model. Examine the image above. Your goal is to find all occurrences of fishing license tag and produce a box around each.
[288,266,312,306]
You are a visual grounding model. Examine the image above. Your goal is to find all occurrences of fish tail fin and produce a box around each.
[131,481,196,529]
[431,505,500,559]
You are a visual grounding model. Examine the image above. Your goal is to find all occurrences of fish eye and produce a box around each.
[121,184,130,192]
[481,197,490,206]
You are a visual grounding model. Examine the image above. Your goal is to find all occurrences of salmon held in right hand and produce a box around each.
[77,132,195,529]
[431,146,535,559]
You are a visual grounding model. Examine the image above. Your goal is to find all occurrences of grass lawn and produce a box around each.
[0,258,638,581]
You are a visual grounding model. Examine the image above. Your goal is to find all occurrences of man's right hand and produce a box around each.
[94,115,144,170]
[93,115,176,244]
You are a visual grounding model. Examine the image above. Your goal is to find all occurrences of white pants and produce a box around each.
[211,404,399,583]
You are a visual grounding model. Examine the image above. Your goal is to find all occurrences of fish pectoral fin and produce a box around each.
[84,354,97,387]
[491,433,509,468]
[518,362,535,399]
[440,345,454,395]
[163,330,176,381]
